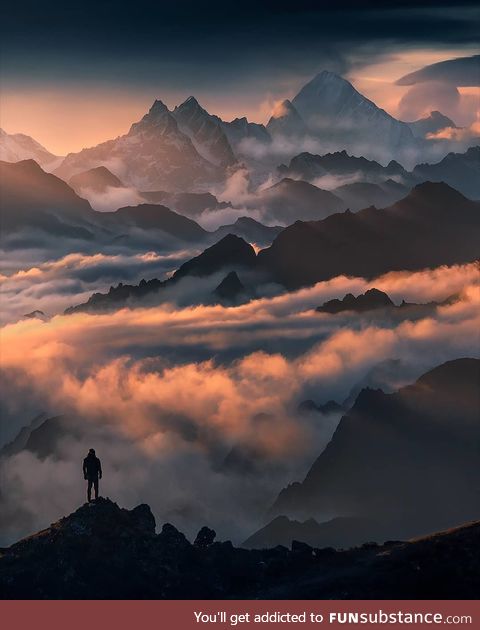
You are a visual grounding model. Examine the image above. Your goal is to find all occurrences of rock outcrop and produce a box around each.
[0,497,478,599]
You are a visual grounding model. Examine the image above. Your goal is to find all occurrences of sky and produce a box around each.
[0,0,479,154]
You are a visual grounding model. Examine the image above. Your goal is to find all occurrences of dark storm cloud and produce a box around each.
[1,1,479,91]
[396,54,480,86]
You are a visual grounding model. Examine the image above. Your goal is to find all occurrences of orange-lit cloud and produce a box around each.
[426,119,480,140]
[1,261,478,546]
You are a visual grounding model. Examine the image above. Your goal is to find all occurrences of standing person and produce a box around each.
[83,448,102,502]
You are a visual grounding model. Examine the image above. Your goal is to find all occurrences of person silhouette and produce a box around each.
[83,448,102,502]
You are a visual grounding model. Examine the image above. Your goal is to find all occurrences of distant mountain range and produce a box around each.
[278,146,480,200]
[412,146,480,199]
[53,144,480,229]
[257,181,480,289]
[61,180,480,313]
[69,144,480,224]
[277,149,411,184]
[315,288,457,318]
[2,70,475,193]
[0,160,282,251]
[213,217,283,245]
[0,128,61,169]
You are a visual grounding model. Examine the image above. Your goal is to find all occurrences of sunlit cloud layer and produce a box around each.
[1,262,478,545]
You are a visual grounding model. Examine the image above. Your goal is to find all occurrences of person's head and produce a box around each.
[88,448,96,456]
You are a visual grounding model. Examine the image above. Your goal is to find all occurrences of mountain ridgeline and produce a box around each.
[0,496,479,599]
[64,180,480,313]
[65,234,257,313]
[266,358,480,545]
[3,70,474,193]
[257,181,480,289]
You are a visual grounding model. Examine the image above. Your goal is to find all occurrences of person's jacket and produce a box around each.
[83,455,102,479]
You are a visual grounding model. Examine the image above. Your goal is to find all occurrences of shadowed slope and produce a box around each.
[0,497,478,599]
[258,182,480,289]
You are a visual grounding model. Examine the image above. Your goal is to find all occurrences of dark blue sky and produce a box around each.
[2,1,479,89]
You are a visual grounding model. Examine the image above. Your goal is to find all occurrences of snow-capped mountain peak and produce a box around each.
[0,128,61,168]
[172,97,237,167]
[291,69,417,163]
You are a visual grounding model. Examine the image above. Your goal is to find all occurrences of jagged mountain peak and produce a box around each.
[129,99,179,136]
[213,270,246,303]
[291,70,416,163]
[54,95,221,190]
[316,288,394,314]
[172,96,237,167]
[173,233,256,280]
[177,95,202,109]
[267,99,307,136]
[294,70,360,100]
[149,99,170,114]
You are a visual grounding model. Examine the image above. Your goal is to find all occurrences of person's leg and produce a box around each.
[94,478,99,500]
[87,478,93,502]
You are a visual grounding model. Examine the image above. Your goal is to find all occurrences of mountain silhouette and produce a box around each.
[213,271,247,304]
[110,204,207,241]
[173,234,256,280]
[413,146,480,199]
[0,159,96,238]
[317,288,394,313]
[317,290,457,319]
[406,111,457,139]
[258,182,480,289]
[271,358,480,542]
[68,166,125,193]
[253,177,345,223]
[278,149,410,184]
[332,181,408,210]
[65,234,256,313]
[213,217,283,246]
[139,191,230,217]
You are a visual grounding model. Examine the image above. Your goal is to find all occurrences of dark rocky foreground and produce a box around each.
[0,498,479,599]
